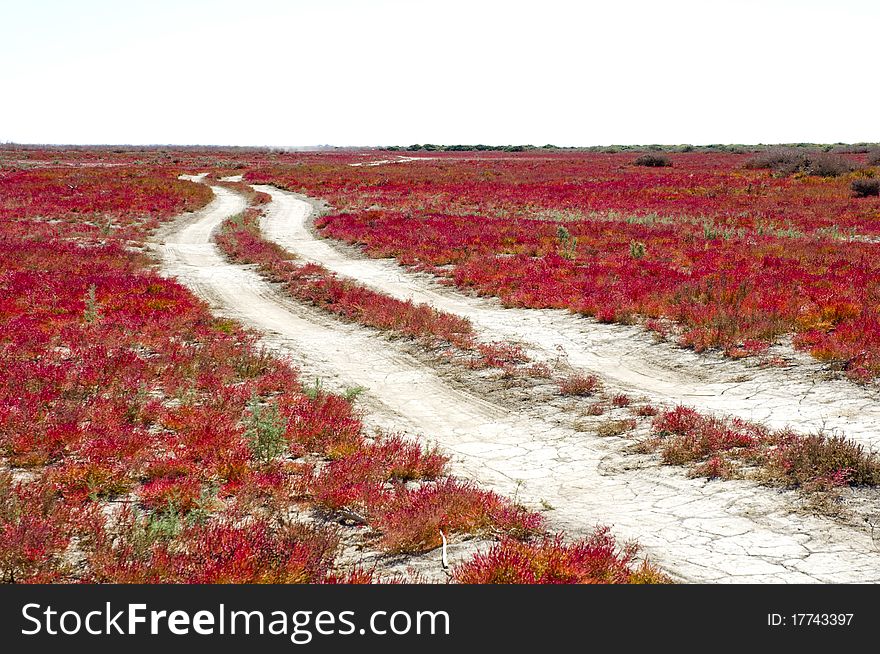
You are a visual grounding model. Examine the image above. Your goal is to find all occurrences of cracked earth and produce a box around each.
[150,177,880,583]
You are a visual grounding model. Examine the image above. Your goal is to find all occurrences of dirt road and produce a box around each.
[256,185,880,450]
[152,180,880,583]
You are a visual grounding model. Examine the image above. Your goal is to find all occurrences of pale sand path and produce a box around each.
[151,181,880,583]
[255,184,880,451]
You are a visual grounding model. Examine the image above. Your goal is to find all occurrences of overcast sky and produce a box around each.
[2,0,878,146]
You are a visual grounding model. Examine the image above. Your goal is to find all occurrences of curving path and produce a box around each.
[255,184,880,450]
[151,180,880,583]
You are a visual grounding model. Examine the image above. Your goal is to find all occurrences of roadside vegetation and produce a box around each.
[0,159,662,584]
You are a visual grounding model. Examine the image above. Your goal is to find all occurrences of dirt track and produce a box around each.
[256,184,880,450]
[152,180,880,583]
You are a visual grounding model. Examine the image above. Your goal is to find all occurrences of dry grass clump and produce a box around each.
[595,419,637,438]
[558,373,601,396]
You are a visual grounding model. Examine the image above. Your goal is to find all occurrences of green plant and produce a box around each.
[852,178,880,198]
[303,377,324,400]
[83,283,100,324]
[243,397,289,465]
[343,385,368,402]
[633,153,671,167]
[629,241,646,259]
[702,222,720,240]
[185,484,219,526]
[556,225,578,260]
[148,503,183,539]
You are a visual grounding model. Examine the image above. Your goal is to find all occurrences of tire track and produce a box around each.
[256,184,880,450]
[151,182,880,583]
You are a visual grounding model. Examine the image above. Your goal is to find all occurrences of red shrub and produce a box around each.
[769,433,880,488]
[374,479,543,554]
[559,373,601,396]
[308,435,447,513]
[652,407,764,465]
[139,477,204,513]
[474,342,530,368]
[368,434,448,481]
[283,393,363,458]
[89,512,339,584]
[0,473,74,583]
[454,529,668,584]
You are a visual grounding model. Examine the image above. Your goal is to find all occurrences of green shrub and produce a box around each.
[633,153,671,167]
[852,178,880,198]
[629,241,646,259]
[244,398,289,465]
[745,148,854,177]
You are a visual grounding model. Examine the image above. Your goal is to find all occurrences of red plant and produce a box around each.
[308,434,448,512]
[139,477,205,513]
[650,406,880,489]
[474,341,530,368]
[243,151,880,380]
[0,473,75,583]
[652,407,765,465]
[374,478,543,554]
[89,511,339,584]
[454,529,668,584]
[559,373,601,396]
[586,402,606,416]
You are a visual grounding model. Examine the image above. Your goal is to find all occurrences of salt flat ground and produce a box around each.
[152,178,880,583]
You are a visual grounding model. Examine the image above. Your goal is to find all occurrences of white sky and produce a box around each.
[2,0,878,146]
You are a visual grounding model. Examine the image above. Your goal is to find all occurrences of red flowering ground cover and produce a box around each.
[245,151,880,380]
[0,161,658,584]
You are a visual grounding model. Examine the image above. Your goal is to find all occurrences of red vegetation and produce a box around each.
[611,393,632,407]
[649,406,880,488]
[215,202,546,376]
[88,512,340,584]
[244,152,880,381]
[454,529,668,584]
[375,479,544,554]
[3,160,640,583]
[558,373,601,396]
[307,434,448,513]
[0,473,77,583]
[0,166,211,240]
